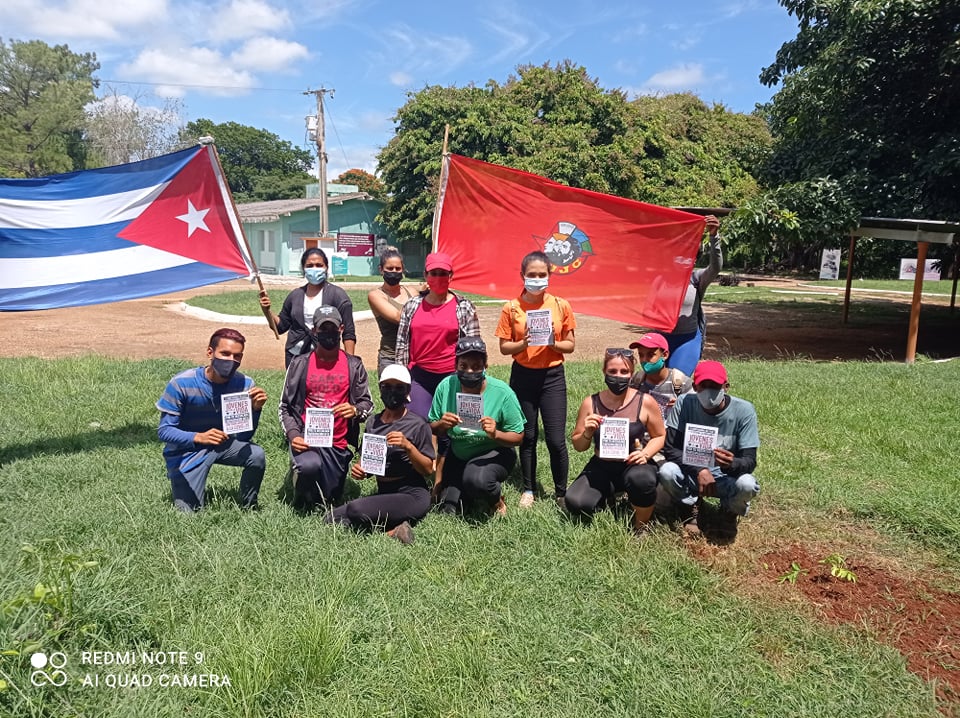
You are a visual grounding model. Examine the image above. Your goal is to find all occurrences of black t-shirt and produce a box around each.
[363,410,436,485]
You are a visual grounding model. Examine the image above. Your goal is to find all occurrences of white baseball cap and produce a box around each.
[379,364,411,385]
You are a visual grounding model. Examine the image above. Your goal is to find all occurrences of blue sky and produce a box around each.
[1,0,799,179]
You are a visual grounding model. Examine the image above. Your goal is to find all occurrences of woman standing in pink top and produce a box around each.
[395,252,481,420]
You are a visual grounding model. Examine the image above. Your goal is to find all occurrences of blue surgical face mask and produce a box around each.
[304,267,327,285]
[523,277,549,294]
[697,388,725,411]
[642,357,665,373]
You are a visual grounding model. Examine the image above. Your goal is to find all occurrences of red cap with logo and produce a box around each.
[693,360,728,386]
[629,332,668,352]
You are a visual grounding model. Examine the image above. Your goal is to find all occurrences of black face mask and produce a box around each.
[604,374,630,395]
[383,271,403,286]
[211,357,239,380]
[380,386,408,410]
[457,370,485,389]
[314,331,340,350]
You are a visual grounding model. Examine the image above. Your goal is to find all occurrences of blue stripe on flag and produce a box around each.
[0,223,135,258]
[0,147,199,201]
[0,262,242,311]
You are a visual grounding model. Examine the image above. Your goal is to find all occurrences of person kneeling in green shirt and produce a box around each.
[429,337,525,517]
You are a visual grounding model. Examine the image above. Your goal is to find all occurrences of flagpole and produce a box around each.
[430,124,451,253]
[201,139,280,340]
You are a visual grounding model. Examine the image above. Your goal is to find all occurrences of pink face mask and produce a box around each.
[426,275,450,294]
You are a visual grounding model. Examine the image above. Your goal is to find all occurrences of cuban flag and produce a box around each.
[0,145,255,311]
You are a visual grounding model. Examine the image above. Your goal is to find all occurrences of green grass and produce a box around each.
[809,279,955,295]
[1,357,957,716]
[188,288,499,316]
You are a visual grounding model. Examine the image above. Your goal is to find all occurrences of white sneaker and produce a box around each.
[519,491,535,509]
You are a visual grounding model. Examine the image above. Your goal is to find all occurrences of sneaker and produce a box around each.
[519,491,535,509]
[493,497,507,517]
[173,499,197,514]
[387,521,415,545]
[678,502,701,537]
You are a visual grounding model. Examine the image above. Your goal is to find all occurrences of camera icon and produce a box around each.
[30,652,68,687]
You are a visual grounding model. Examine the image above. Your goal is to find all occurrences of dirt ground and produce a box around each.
[1,275,957,369]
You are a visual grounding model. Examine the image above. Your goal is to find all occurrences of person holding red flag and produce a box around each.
[662,215,722,376]
[496,251,577,509]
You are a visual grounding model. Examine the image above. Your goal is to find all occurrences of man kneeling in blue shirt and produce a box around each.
[157,328,268,512]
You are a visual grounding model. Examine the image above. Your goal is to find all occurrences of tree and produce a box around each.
[761,0,960,220]
[85,86,185,166]
[722,178,859,271]
[334,168,386,198]
[0,38,99,177]
[179,119,314,201]
[376,61,770,244]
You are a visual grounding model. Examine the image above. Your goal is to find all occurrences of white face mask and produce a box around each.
[696,388,725,411]
[523,277,548,294]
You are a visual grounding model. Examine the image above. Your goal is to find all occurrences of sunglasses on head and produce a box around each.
[605,347,634,359]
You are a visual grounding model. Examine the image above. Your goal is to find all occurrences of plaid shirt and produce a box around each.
[394,293,480,368]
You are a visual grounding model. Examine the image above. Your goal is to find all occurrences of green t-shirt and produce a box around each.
[429,374,525,460]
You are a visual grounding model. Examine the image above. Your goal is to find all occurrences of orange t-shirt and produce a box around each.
[495,293,576,370]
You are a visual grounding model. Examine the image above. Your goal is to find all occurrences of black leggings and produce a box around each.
[325,482,430,531]
[510,362,569,496]
[439,446,516,511]
[565,456,658,518]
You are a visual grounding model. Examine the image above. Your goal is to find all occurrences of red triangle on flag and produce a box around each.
[118,149,250,275]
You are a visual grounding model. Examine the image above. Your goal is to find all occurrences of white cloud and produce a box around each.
[612,23,648,43]
[389,71,413,87]
[120,47,256,97]
[672,32,703,51]
[374,24,473,79]
[328,144,380,178]
[0,0,168,40]
[641,63,707,93]
[481,7,553,65]
[207,0,291,42]
[230,36,309,71]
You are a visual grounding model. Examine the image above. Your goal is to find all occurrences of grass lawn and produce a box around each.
[188,287,498,317]
[1,357,957,716]
[808,279,955,295]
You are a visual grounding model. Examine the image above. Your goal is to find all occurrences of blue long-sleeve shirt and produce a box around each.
[156,367,261,470]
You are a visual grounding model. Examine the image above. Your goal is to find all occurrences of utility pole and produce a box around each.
[304,87,333,237]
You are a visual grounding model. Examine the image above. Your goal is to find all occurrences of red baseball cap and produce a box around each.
[424,252,453,272]
[693,360,728,386]
[629,332,668,352]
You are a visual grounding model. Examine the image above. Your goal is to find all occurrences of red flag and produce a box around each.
[434,154,705,330]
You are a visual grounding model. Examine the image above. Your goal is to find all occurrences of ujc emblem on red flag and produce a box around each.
[433,154,705,331]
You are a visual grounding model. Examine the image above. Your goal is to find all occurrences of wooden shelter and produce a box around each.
[846,218,959,363]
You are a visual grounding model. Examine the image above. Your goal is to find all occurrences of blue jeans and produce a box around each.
[663,329,702,377]
[168,439,265,509]
[659,461,759,516]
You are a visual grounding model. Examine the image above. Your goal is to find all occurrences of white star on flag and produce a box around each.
[176,200,211,237]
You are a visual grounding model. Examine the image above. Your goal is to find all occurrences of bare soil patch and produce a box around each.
[752,543,960,707]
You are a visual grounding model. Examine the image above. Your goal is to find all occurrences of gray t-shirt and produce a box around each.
[630,368,693,422]
[666,393,760,454]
